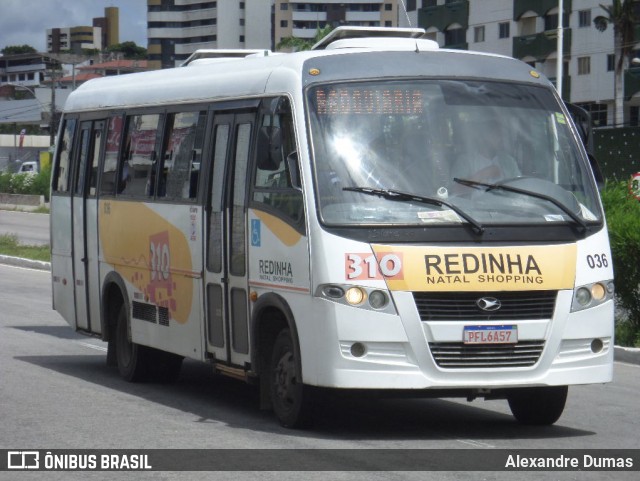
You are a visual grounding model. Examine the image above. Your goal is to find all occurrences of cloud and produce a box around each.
[0,0,146,52]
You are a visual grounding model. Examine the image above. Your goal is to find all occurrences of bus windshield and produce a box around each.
[307,79,602,228]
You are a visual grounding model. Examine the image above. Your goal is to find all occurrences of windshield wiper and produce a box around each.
[453,178,588,231]
[343,186,485,234]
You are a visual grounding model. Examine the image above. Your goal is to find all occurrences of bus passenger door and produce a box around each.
[71,120,104,332]
[205,112,254,367]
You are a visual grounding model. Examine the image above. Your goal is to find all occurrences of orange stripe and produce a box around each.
[249,281,310,293]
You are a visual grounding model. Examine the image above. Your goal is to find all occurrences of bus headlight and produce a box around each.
[571,280,614,312]
[345,287,366,305]
[322,285,344,299]
[575,287,591,306]
[316,284,396,314]
[368,290,389,310]
[591,283,606,301]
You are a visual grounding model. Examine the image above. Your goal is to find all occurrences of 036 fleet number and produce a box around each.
[586,253,608,269]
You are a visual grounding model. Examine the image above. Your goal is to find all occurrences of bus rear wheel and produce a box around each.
[115,304,150,382]
[507,386,568,425]
[269,329,314,428]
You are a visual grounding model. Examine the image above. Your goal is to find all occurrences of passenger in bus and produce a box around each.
[118,161,131,193]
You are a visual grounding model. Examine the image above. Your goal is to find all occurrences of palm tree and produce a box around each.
[277,25,334,52]
[594,0,638,127]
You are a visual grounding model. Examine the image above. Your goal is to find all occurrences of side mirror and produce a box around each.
[286,151,301,190]
[256,124,283,171]
[565,103,594,155]
[588,152,605,191]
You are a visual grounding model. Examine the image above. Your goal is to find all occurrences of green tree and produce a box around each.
[594,0,638,127]
[600,181,640,346]
[107,41,147,60]
[277,25,334,52]
[82,48,101,57]
[1,45,37,55]
[0,124,45,136]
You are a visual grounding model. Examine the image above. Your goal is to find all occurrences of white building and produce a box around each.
[399,0,640,128]
[147,0,272,69]
[274,0,397,47]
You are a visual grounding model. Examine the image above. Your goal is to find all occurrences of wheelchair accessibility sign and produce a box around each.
[251,219,261,247]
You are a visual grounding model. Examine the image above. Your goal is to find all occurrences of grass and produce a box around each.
[31,205,50,214]
[616,319,640,348]
[0,205,50,214]
[0,234,50,262]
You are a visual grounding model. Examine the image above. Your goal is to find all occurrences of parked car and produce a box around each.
[18,161,39,174]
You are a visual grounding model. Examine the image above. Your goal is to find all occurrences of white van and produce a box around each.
[18,161,39,174]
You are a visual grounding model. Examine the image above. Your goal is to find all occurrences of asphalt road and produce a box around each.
[1,264,638,480]
[0,210,49,245]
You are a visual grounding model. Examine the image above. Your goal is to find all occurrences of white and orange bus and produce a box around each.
[51,27,614,428]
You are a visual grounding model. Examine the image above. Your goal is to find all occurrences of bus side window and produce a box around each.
[74,125,91,196]
[119,113,161,198]
[86,121,105,197]
[252,98,304,224]
[100,116,123,196]
[158,110,206,201]
[52,118,77,194]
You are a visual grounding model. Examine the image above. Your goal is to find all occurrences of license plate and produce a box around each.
[463,325,517,344]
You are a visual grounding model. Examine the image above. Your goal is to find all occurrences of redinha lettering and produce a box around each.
[424,252,543,285]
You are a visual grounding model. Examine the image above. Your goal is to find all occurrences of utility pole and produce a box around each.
[49,68,58,146]
[556,0,563,98]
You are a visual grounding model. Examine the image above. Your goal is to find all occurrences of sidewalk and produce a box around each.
[0,254,638,365]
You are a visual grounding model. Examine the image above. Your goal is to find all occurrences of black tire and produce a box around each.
[508,386,568,425]
[115,304,150,382]
[106,336,117,367]
[269,329,314,428]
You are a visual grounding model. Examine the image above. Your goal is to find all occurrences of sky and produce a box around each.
[0,0,147,52]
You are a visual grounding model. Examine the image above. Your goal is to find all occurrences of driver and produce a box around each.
[454,120,520,184]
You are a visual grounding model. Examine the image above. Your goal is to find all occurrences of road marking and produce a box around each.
[76,341,108,352]
[456,439,495,448]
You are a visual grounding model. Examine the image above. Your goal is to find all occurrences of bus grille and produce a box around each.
[413,291,557,321]
[132,301,170,326]
[428,341,545,368]
[133,301,157,323]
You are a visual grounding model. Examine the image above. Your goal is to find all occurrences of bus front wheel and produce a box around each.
[115,304,150,382]
[269,329,314,428]
[507,386,568,425]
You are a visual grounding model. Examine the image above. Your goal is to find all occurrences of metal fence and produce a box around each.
[594,126,640,181]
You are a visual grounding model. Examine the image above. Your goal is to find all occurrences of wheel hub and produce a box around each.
[274,352,296,405]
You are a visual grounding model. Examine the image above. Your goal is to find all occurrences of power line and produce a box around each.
[0,105,45,122]
[0,102,50,115]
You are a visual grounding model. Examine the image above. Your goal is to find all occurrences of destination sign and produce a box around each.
[314,87,423,115]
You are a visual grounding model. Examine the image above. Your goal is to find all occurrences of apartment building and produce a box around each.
[147,0,272,69]
[146,0,399,68]
[47,7,120,54]
[273,0,397,47]
[0,53,60,90]
[400,0,640,128]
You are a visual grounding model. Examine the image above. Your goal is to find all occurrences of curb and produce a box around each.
[0,254,51,271]
[614,346,640,365]
[0,255,638,365]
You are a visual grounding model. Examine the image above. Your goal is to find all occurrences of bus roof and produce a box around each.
[62,35,552,113]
